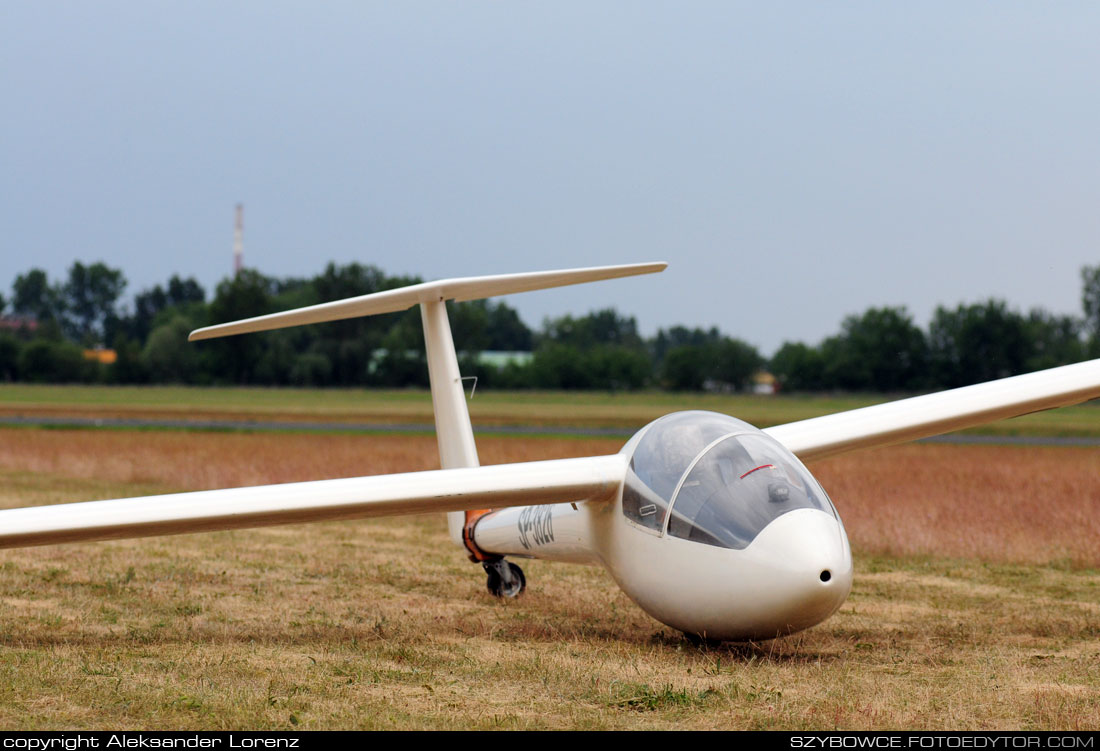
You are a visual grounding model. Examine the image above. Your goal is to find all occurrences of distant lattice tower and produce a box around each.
[233,204,244,276]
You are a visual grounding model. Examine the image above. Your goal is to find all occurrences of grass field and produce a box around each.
[0,417,1097,730]
[3,383,1100,435]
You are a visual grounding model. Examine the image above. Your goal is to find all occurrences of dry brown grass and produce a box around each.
[0,428,1097,729]
[815,444,1100,568]
[0,430,621,491]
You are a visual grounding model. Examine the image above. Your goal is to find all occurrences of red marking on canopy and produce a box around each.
[740,464,775,479]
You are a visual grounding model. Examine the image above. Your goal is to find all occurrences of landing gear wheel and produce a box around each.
[483,559,526,598]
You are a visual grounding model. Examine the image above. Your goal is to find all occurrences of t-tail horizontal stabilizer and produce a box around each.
[188,262,667,341]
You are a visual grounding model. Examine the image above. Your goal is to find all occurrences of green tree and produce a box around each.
[712,338,764,391]
[202,270,275,383]
[1025,309,1085,371]
[542,309,643,350]
[110,333,147,384]
[306,264,419,385]
[166,275,205,307]
[313,262,387,302]
[447,300,533,354]
[770,341,826,392]
[61,261,126,344]
[929,300,1030,388]
[530,342,592,389]
[12,269,62,323]
[652,326,722,363]
[449,300,491,354]
[253,331,299,385]
[660,345,710,390]
[534,308,652,390]
[142,317,199,383]
[17,339,90,382]
[289,351,333,386]
[128,275,205,343]
[822,307,928,392]
[660,338,762,392]
[485,302,533,351]
[1081,265,1100,355]
[369,312,427,387]
[585,345,651,391]
[0,334,19,381]
[130,285,169,341]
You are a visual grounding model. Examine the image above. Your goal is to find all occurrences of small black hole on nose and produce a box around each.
[820,570,832,583]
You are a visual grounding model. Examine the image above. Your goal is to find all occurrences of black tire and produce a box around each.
[485,560,526,598]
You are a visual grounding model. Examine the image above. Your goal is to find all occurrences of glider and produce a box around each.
[3,262,1099,641]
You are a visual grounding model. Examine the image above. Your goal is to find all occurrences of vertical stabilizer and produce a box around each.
[420,300,480,546]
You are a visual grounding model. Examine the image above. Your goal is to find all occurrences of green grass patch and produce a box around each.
[2,383,1098,436]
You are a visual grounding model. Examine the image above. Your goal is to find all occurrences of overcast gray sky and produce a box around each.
[2,2,1098,354]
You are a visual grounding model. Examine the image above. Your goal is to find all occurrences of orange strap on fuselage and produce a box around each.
[462,508,496,562]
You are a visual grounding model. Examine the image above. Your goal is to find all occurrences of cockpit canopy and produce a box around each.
[621,411,836,549]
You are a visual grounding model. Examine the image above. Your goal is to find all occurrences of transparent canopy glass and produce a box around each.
[666,432,835,549]
[622,412,753,532]
[622,411,836,547]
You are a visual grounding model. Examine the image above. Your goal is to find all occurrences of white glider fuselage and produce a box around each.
[472,416,853,641]
[474,489,853,641]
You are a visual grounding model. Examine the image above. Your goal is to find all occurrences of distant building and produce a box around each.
[0,315,39,333]
[752,371,778,395]
[476,351,534,368]
[368,349,534,375]
[83,348,117,365]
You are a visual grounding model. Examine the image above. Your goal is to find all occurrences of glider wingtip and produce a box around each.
[621,261,667,275]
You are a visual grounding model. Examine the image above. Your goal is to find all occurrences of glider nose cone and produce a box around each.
[749,509,853,636]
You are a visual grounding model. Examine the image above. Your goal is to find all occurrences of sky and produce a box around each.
[2,2,1098,355]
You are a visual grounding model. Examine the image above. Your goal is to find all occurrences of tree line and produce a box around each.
[769,267,1100,392]
[0,261,758,391]
[1,261,1099,393]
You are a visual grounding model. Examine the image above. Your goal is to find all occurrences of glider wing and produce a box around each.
[765,359,1100,462]
[0,455,626,549]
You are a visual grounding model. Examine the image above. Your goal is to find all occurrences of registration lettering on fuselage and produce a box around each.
[517,505,555,550]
